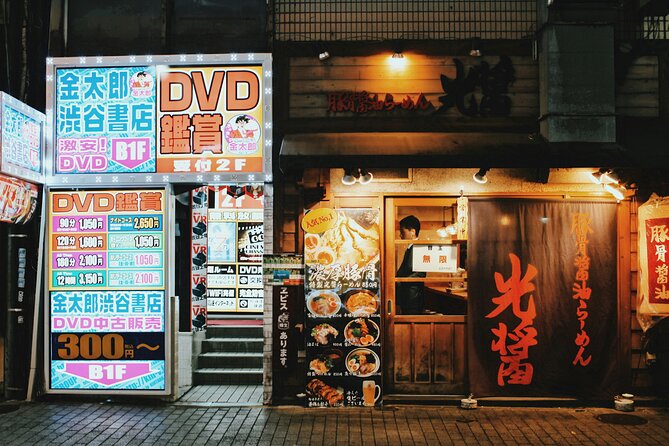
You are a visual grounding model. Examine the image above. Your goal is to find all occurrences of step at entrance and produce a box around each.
[194,323,264,385]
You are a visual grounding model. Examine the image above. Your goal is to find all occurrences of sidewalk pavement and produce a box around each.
[0,401,668,445]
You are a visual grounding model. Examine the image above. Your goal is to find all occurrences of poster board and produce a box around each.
[46,188,170,394]
[303,208,382,407]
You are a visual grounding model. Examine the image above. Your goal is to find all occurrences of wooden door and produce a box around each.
[384,197,468,395]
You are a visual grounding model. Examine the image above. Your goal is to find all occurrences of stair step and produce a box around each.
[202,338,263,353]
[198,352,263,368]
[193,368,263,385]
[206,325,263,339]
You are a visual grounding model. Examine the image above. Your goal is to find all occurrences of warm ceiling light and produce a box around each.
[392,52,403,59]
[601,169,620,184]
[605,183,626,201]
[589,169,605,184]
[358,169,373,184]
[473,168,489,184]
[341,168,357,185]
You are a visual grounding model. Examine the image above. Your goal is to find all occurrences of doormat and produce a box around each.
[595,413,648,426]
[0,404,20,415]
[207,319,263,326]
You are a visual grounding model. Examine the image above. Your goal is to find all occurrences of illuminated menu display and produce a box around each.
[48,189,166,391]
[207,184,264,312]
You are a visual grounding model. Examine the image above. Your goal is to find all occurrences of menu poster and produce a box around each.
[48,189,167,391]
[303,208,382,408]
[207,184,264,313]
[191,186,208,332]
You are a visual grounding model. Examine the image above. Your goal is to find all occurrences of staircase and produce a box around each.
[194,323,264,385]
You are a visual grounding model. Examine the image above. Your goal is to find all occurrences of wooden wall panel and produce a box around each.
[617,56,660,117]
[454,323,467,384]
[434,323,454,383]
[413,324,432,383]
[393,323,412,382]
[288,55,539,120]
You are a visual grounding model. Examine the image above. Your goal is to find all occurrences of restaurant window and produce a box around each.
[393,201,467,317]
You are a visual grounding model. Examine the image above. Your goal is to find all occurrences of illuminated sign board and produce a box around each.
[0,91,45,183]
[47,189,167,392]
[157,66,263,174]
[207,184,264,312]
[55,67,156,174]
[46,54,272,184]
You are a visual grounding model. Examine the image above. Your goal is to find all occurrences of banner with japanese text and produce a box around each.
[303,208,382,407]
[468,199,618,397]
[157,66,263,174]
[52,61,266,177]
[47,189,167,391]
[55,67,157,174]
[638,194,669,316]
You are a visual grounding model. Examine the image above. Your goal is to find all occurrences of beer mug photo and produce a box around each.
[362,380,381,406]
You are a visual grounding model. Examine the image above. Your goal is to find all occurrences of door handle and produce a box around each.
[387,300,392,315]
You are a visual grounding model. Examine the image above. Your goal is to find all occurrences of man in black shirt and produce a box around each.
[396,215,426,314]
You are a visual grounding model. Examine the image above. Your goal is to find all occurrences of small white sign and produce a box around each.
[412,245,458,273]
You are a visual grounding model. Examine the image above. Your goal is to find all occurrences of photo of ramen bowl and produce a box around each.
[307,290,342,317]
[305,233,321,252]
[343,289,380,316]
[308,349,343,375]
[314,247,336,266]
[344,318,380,346]
[346,348,380,377]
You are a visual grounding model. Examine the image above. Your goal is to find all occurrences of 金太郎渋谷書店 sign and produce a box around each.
[47,189,167,391]
[53,62,266,176]
[0,91,44,183]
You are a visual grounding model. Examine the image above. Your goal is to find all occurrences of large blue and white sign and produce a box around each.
[0,91,45,183]
[55,66,156,174]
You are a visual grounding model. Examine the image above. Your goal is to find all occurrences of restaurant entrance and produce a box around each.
[384,197,467,395]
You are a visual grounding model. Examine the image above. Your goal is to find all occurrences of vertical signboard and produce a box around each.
[0,91,45,183]
[303,208,382,407]
[207,184,264,312]
[191,186,208,331]
[639,194,669,315]
[47,189,167,391]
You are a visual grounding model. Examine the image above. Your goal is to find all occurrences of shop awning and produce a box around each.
[279,132,634,172]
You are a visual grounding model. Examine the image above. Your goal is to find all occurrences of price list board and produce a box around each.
[303,208,382,408]
[47,189,167,392]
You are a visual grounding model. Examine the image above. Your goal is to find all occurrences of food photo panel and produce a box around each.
[303,208,382,407]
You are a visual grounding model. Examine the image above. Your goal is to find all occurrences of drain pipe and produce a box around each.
[27,190,47,401]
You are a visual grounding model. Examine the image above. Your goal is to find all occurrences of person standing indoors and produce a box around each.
[396,215,426,315]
